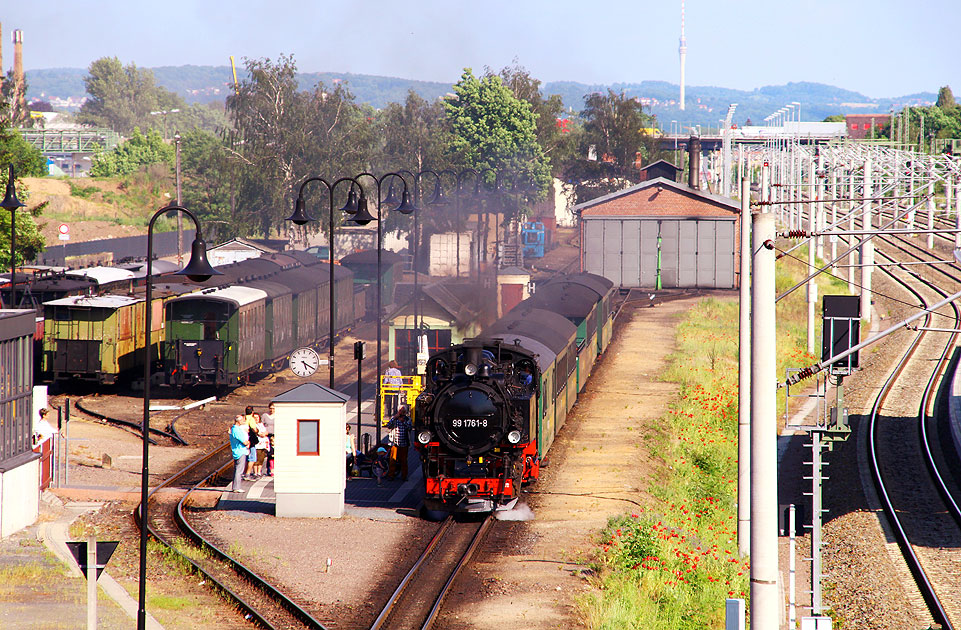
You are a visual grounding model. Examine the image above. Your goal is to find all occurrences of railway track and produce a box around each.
[861,232,961,629]
[139,446,328,630]
[371,515,493,630]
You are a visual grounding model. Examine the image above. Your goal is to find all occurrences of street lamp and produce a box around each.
[149,108,180,141]
[138,204,219,630]
[286,175,366,387]
[1,164,26,309]
[348,172,415,444]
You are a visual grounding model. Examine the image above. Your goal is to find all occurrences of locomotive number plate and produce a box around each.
[451,418,489,428]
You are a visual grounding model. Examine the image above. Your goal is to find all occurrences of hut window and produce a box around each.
[297,419,319,455]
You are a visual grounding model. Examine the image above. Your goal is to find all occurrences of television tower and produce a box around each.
[679,0,687,111]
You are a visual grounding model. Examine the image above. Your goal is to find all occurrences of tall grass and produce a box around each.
[578,241,852,628]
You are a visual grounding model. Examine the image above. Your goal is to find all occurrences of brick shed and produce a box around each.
[576,177,740,289]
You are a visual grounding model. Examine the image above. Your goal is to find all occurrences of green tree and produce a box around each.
[90,128,174,177]
[78,57,186,134]
[561,89,662,204]
[178,129,236,241]
[225,55,377,239]
[937,86,956,109]
[444,68,551,197]
[0,101,46,270]
[823,114,845,123]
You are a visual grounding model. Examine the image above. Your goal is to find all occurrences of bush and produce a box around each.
[91,128,173,177]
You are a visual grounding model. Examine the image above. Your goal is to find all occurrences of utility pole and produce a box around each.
[807,152,816,355]
[175,133,183,265]
[860,158,873,321]
[927,158,935,250]
[737,177,751,557]
[750,210,778,630]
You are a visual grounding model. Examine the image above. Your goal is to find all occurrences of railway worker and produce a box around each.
[229,415,250,492]
[385,405,413,482]
[262,403,276,477]
[384,360,403,417]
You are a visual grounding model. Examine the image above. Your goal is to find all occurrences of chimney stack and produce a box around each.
[13,29,23,83]
[687,136,701,189]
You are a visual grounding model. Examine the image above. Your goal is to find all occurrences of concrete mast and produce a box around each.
[679,0,687,111]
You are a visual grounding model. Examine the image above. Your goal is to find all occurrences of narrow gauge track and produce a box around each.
[863,233,961,629]
[139,446,328,630]
[371,515,493,630]
[74,397,186,445]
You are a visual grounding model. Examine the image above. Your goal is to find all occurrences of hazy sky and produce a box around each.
[4,1,959,98]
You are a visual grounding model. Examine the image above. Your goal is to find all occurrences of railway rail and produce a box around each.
[371,515,493,630]
[861,231,961,629]
[139,446,329,630]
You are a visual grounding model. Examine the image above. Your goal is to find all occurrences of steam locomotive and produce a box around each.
[413,272,616,512]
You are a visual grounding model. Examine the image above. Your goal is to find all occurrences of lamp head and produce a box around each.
[350,192,376,226]
[427,180,448,206]
[339,186,359,215]
[1,165,25,210]
[286,196,313,225]
[177,236,222,282]
[394,188,417,215]
[382,180,400,206]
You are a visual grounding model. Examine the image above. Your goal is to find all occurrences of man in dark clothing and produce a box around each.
[385,405,412,481]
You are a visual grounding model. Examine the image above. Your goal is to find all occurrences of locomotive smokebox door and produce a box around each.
[353,341,366,361]
[821,295,860,376]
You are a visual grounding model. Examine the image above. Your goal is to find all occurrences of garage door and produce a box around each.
[585,218,736,289]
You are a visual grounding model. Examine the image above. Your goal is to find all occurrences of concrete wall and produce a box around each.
[0,459,40,538]
[429,232,473,277]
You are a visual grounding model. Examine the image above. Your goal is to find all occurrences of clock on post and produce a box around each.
[289,347,320,378]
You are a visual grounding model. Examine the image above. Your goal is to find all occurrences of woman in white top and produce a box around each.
[252,416,269,478]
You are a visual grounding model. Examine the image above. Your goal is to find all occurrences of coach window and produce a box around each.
[297,419,319,456]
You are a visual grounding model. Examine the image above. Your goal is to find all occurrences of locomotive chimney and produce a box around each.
[687,135,701,190]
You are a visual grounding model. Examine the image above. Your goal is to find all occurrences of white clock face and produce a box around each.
[290,347,320,377]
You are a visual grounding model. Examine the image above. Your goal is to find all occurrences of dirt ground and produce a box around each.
[435,296,692,629]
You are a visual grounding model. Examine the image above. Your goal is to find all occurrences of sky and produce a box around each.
[4,0,960,99]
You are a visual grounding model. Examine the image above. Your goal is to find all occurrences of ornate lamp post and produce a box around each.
[287,175,366,388]
[1,164,26,308]
[138,204,219,630]
[348,173,415,443]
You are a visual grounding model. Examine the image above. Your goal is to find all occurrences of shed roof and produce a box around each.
[207,237,277,254]
[272,382,350,404]
[639,159,682,173]
[498,266,530,277]
[574,177,739,218]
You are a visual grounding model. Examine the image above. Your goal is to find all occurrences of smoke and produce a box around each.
[494,501,535,521]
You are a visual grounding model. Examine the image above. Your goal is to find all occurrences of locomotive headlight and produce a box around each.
[464,363,477,376]
[507,430,522,444]
[417,430,432,445]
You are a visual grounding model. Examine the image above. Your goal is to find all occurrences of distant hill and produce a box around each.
[25,65,937,130]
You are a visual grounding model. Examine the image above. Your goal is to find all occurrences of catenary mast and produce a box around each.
[679,0,687,111]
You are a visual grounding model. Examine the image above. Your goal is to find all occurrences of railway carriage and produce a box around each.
[414,272,617,513]
[165,286,269,387]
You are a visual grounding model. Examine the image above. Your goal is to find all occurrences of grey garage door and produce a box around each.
[584,218,736,289]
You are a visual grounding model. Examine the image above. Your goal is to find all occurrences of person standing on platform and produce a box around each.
[229,415,250,493]
[32,408,56,447]
[262,403,276,477]
[384,360,403,417]
[386,405,412,481]
[346,423,359,477]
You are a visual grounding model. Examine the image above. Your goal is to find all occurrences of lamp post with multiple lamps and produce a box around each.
[286,175,367,387]
[1,164,26,309]
[347,172,415,444]
[138,204,220,630]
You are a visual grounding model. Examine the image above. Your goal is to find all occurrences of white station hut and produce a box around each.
[271,383,350,518]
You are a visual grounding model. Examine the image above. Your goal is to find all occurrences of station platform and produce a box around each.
[216,448,423,516]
